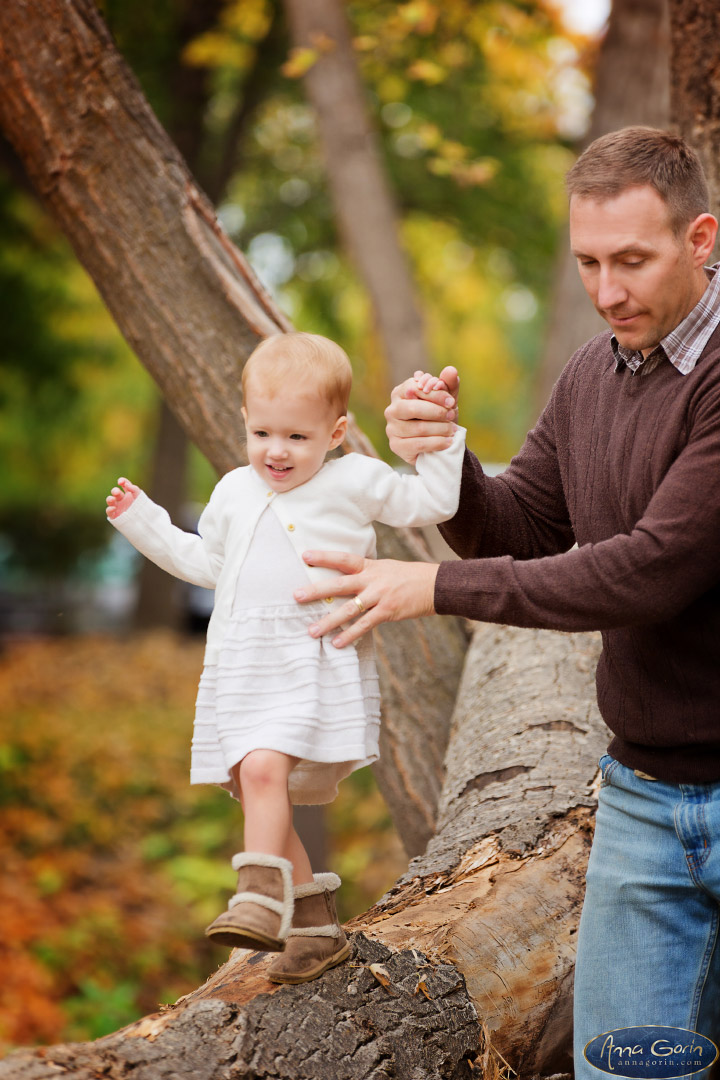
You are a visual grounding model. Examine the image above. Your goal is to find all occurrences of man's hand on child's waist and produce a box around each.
[294,552,439,647]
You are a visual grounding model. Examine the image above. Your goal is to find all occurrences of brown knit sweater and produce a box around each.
[435,325,720,783]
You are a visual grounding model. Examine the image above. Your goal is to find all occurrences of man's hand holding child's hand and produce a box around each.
[106,477,140,520]
[385,367,459,465]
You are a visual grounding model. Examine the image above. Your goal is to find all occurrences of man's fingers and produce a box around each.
[327,611,380,649]
[302,550,366,575]
[307,599,380,648]
[293,551,367,605]
[437,366,459,398]
[386,418,455,441]
[385,395,448,421]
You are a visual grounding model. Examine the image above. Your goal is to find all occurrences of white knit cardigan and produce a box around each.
[109,429,465,663]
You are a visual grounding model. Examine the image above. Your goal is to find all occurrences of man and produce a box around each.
[294,127,720,1070]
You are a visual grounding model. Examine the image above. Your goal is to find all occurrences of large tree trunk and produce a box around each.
[282,0,430,388]
[533,0,670,417]
[669,0,720,223]
[0,0,467,853]
[0,627,607,1080]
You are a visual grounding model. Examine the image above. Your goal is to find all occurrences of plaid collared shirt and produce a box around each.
[612,262,720,376]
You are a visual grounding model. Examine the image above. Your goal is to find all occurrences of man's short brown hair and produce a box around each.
[566,127,709,234]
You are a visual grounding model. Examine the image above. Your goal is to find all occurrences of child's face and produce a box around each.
[242,384,347,493]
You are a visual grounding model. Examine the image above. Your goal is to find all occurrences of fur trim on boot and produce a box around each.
[267,872,350,983]
[205,852,294,951]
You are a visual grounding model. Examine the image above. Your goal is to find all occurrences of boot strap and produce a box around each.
[288,923,342,938]
[228,891,286,915]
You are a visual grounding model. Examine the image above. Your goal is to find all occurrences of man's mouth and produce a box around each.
[605,309,643,326]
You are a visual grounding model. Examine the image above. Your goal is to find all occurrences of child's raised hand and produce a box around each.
[412,371,449,399]
[106,477,140,519]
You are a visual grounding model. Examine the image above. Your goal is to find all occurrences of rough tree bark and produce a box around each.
[0,627,607,1080]
[533,0,670,416]
[282,0,430,388]
[669,0,720,224]
[0,0,466,855]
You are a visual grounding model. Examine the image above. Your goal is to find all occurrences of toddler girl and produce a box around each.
[106,331,464,984]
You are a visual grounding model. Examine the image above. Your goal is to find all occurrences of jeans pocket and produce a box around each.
[598,753,619,788]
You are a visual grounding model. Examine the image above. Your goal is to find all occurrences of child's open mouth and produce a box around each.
[267,464,292,478]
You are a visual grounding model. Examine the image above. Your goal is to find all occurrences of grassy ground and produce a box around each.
[0,633,406,1052]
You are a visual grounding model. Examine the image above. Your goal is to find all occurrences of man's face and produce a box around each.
[570,186,707,356]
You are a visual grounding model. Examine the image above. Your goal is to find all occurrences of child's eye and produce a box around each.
[290,433,307,441]
[254,430,269,438]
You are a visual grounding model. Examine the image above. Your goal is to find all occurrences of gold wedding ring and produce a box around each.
[353,596,366,614]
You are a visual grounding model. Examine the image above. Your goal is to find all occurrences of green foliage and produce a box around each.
[0,180,157,514]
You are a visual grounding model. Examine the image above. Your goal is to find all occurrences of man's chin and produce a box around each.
[612,325,659,355]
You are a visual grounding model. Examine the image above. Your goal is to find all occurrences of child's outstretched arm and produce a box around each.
[106,477,140,519]
[333,408,465,533]
[105,476,225,589]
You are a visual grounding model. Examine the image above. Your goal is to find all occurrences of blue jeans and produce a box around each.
[574,755,720,1078]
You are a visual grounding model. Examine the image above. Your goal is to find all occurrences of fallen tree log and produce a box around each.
[0,625,607,1080]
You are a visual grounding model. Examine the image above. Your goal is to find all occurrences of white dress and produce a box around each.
[190,506,381,804]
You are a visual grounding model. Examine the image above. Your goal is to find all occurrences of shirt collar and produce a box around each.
[612,263,720,376]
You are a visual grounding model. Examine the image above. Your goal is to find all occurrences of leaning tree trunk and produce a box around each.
[0,0,467,855]
[282,0,430,388]
[533,0,670,417]
[0,627,607,1080]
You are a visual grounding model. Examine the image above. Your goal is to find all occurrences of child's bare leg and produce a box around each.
[235,750,313,885]
[206,749,299,949]
[284,822,314,886]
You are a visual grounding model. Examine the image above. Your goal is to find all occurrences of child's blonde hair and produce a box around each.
[242,332,352,417]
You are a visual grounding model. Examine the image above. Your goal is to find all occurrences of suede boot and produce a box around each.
[267,872,350,984]
[205,852,294,951]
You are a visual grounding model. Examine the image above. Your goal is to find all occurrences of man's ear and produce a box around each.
[329,415,348,450]
[688,213,718,266]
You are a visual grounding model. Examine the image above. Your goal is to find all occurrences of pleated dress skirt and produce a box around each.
[190,507,381,804]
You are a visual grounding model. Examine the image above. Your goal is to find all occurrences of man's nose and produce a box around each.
[596,268,628,311]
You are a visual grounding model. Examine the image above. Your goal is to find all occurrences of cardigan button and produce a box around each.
[287,523,295,531]
[324,597,334,604]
